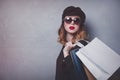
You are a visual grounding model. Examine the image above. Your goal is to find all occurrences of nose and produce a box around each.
[71,21,75,25]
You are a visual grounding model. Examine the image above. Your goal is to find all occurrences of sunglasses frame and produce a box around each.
[64,17,81,25]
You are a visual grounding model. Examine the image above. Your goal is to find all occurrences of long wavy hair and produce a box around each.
[58,21,88,45]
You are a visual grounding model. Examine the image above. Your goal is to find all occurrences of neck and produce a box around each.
[66,33,73,42]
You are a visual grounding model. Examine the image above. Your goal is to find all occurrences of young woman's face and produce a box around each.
[64,16,81,34]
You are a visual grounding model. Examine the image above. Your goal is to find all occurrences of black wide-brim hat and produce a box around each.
[62,6,86,25]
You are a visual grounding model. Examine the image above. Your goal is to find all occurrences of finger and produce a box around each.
[72,44,76,47]
[65,41,72,46]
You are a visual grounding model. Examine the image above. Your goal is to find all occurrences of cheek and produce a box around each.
[64,23,69,30]
[64,22,68,27]
[75,25,80,31]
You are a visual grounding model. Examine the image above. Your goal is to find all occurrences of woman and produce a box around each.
[55,6,95,80]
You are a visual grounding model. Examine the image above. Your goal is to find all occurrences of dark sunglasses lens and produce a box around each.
[74,18,80,24]
[64,17,80,24]
[64,18,72,24]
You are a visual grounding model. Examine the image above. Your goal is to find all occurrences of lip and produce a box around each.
[69,26,75,30]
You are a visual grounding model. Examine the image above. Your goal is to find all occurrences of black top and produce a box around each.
[55,40,88,80]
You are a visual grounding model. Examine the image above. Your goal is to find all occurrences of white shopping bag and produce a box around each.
[76,37,120,80]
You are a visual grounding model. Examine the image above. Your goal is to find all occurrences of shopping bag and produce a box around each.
[70,48,88,80]
[70,40,96,80]
[76,37,120,80]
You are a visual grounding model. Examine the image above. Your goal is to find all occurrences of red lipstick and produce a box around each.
[69,26,75,30]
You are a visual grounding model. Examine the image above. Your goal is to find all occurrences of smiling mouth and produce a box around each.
[69,26,75,30]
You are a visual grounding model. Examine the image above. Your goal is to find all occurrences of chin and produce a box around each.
[69,31,77,34]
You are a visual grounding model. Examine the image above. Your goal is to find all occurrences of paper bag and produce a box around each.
[76,37,120,80]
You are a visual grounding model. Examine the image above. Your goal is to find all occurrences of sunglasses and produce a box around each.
[64,17,81,25]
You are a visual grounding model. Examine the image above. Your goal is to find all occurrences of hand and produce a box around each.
[63,42,76,57]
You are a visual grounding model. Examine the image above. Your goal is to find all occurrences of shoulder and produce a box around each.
[75,40,89,48]
[79,40,89,46]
